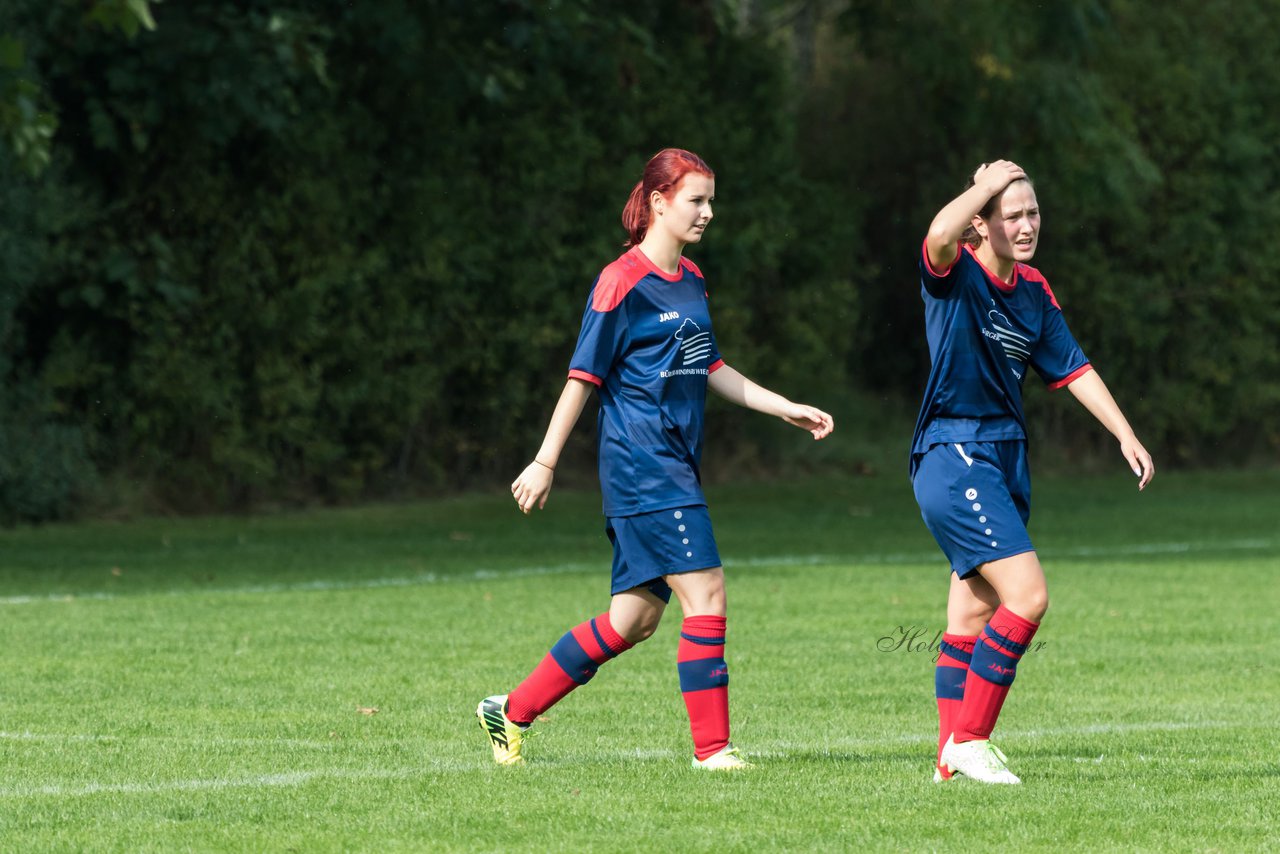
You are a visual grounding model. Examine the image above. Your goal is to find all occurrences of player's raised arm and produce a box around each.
[511,377,593,514]
[707,363,833,440]
[925,160,1027,274]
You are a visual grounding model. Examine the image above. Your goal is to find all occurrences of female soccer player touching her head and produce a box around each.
[476,148,834,770]
[913,160,1154,784]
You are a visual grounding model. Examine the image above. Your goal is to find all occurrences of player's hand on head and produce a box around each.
[1120,436,1155,491]
[782,404,835,440]
[511,462,554,514]
[974,160,1026,197]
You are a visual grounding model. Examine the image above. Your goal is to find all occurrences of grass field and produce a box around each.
[1,469,1277,851]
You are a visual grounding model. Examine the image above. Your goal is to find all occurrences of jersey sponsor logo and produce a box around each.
[658,310,680,322]
[674,318,712,366]
[983,304,1031,375]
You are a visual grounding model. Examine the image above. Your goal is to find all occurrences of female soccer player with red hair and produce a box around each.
[913,160,1154,783]
[477,148,833,770]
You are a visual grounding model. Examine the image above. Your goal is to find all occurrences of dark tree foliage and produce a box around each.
[1,0,853,517]
[1,0,1276,521]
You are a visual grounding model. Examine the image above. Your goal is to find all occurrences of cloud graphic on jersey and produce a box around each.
[986,308,1031,363]
[674,317,712,366]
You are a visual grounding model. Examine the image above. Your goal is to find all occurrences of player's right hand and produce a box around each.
[511,462,554,514]
[974,160,1027,197]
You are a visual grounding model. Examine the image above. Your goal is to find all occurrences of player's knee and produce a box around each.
[617,614,661,644]
[972,600,998,625]
[1014,590,1048,622]
[669,569,726,617]
[1034,592,1049,621]
[691,589,727,617]
[950,603,995,635]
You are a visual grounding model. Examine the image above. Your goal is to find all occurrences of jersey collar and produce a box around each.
[632,247,686,282]
[963,245,1018,293]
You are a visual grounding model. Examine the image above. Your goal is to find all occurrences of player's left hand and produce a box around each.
[781,404,834,440]
[1121,435,1154,490]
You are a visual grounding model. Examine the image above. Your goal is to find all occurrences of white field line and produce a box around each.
[1,536,1274,608]
[0,718,1249,798]
[0,731,351,749]
[3,717,1236,750]
[753,718,1243,755]
[0,766,420,799]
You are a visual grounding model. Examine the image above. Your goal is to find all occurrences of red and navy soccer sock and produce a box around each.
[935,632,977,773]
[677,615,730,760]
[505,613,634,726]
[954,604,1039,743]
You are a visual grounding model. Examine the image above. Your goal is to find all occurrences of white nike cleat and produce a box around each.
[691,743,754,771]
[940,735,1020,784]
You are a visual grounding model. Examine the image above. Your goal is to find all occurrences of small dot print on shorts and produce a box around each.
[991,541,999,547]
[985,528,992,535]
[972,503,982,512]
[674,511,683,520]
[979,516,987,523]
[686,551,693,557]
[682,538,689,545]
[965,488,978,500]
[678,524,686,532]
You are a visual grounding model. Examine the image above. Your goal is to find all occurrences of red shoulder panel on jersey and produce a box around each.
[1017,264,1062,310]
[592,249,651,312]
[922,238,961,278]
[679,256,704,280]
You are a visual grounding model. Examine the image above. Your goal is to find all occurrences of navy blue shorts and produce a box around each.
[912,441,1035,578]
[605,505,722,601]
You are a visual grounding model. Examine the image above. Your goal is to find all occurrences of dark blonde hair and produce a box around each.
[621,148,714,248]
[960,165,1034,247]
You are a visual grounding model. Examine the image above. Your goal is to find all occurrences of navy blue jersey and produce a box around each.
[569,247,724,517]
[909,242,1092,476]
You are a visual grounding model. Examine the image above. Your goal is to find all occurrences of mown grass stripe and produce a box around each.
[0,718,1249,799]
[1,536,1272,607]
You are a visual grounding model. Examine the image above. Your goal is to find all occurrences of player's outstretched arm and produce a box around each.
[925,160,1026,273]
[511,378,594,514]
[1065,369,1155,490]
[707,363,834,440]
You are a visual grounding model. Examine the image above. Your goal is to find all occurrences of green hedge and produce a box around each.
[1,0,1276,521]
[1,1,858,516]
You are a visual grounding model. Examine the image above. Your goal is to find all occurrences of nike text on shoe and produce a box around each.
[476,694,528,766]
[940,735,1020,784]
[691,743,753,771]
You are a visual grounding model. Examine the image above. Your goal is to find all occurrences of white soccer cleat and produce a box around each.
[691,743,754,771]
[476,694,529,766]
[940,735,1020,784]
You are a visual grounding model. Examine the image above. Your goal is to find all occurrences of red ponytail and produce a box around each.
[621,148,714,248]
[621,180,650,249]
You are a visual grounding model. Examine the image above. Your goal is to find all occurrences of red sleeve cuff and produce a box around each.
[1047,363,1093,390]
[568,369,603,387]
[922,237,960,278]
[708,358,725,373]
